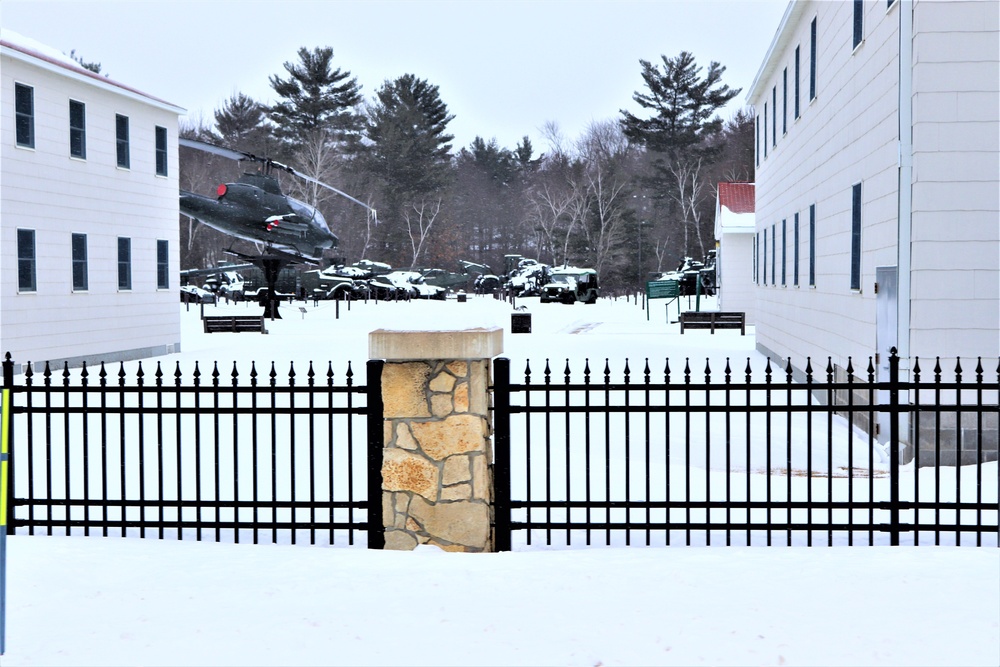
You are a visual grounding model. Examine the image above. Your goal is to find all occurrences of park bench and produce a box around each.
[203,315,268,334]
[679,311,745,335]
[645,279,680,321]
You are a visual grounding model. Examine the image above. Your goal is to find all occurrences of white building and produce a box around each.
[714,182,756,323]
[1,30,184,373]
[747,1,998,461]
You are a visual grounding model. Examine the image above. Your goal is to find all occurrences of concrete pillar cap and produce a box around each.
[369,327,504,361]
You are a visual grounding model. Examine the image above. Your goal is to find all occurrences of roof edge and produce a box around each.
[1,38,186,115]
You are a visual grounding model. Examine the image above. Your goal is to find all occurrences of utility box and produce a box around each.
[511,312,532,334]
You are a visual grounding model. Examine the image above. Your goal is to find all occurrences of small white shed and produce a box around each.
[714,182,756,324]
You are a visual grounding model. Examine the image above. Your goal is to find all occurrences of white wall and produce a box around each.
[908,0,1000,361]
[718,232,756,324]
[1,47,182,370]
[748,0,998,370]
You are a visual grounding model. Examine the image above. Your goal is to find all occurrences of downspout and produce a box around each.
[897,0,913,364]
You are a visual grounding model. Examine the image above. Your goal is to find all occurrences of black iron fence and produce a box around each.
[493,351,999,549]
[2,354,385,548]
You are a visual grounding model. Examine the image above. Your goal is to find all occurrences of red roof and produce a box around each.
[718,182,755,214]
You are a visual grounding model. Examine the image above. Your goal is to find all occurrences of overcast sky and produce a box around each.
[3,0,788,151]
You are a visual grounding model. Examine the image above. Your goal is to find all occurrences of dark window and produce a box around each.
[853,0,864,49]
[763,104,768,158]
[72,233,88,291]
[15,83,34,148]
[155,126,168,176]
[772,86,777,146]
[851,183,862,290]
[17,229,36,292]
[782,68,788,135]
[810,18,818,100]
[763,228,768,284]
[69,100,86,159]
[809,204,816,286]
[116,114,130,169]
[157,239,169,289]
[118,237,132,290]
[756,115,760,166]
[793,212,800,286]
[771,224,776,285]
[794,46,801,118]
[781,219,787,286]
[888,0,897,7]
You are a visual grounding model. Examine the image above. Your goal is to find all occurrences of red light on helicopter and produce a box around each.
[217,184,228,197]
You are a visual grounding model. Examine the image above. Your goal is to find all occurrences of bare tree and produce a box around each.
[404,197,442,268]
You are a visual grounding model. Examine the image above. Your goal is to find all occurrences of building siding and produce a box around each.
[1,42,183,371]
[749,0,998,374]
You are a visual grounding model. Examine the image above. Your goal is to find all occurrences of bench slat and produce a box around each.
[679,311,745,335]
[203,316,268,334]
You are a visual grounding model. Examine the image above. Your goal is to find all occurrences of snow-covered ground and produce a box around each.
[4,294,999,666]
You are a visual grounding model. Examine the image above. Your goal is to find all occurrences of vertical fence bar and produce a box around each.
[564,360,572,547]
[493,358,512,552]
[889,348,900,546]
[288,363,297,546]
[365,360,385,550]
[584,360,593,547]
[1,355,12,655]
[684,359,692,546]
[231,363,240,544]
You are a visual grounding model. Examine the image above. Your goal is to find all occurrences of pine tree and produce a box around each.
[267,46,362,147]
[620,51,740,259]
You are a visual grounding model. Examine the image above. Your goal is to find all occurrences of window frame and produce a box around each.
[853,0,864,50]
[810,18,818,101]
[157,239,170,289]
[771,86,777,147]
[118,237,132,291]
[15,82,35,148]
[781,218,787,286]
[782,68,788,135]
[155,126,168,176]
[72,232,89,291]
[809,204,817,287]
[17,228,37,292]
[69,99,87,159]
[794,46,801,119]
[763,228,768,285]
[755,114,760,166]
[771,224,776,285]
[793,212,800,287]
[116,114,130,169]
[763,104,768,158]
[851,183,863,291]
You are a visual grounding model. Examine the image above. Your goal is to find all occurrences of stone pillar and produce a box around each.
[369,328,503,552]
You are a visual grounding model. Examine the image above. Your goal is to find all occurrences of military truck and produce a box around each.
[539,267,599,304]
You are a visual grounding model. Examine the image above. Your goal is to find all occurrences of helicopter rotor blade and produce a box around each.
[179,137,250,162]
[293,170,378,222]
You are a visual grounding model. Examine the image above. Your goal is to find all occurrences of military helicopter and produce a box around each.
[178,138,376,317]
[179,138,376,263]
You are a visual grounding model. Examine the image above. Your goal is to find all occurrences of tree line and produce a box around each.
[179,46,754,291]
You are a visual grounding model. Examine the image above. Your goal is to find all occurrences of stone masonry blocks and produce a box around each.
[374,331,500,552]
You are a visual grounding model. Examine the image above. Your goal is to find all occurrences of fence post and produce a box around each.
[366,359,385,549]
[2,354,12,537]
[493,358,512,552]
[889,347,900,546]
[370,328,503,552]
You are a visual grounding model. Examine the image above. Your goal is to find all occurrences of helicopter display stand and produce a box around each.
[256,255,289,320]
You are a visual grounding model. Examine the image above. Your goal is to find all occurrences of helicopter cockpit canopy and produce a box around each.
[287,195,331,234]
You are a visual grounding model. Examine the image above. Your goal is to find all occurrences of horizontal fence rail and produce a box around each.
[493,353,999,549]
[2,355,384,548]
